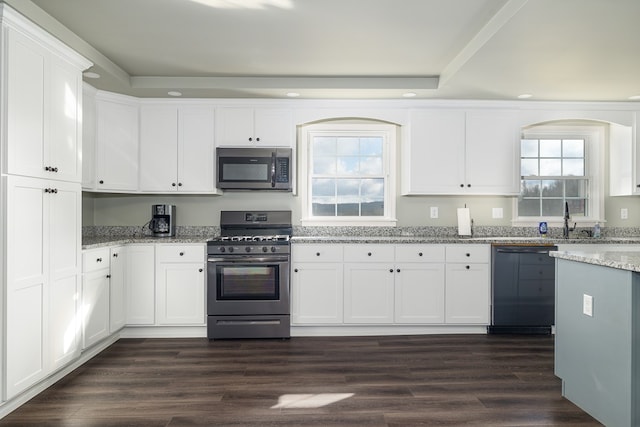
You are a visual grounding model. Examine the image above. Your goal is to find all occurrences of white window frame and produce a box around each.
[299,122,397,226]
[512,124,605,227]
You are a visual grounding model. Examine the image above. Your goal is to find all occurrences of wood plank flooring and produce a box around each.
[0,335,602,426]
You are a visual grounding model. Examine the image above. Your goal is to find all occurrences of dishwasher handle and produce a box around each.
[495,247,556,254]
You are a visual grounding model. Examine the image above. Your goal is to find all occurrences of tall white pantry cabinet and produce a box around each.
[0,4,91,401]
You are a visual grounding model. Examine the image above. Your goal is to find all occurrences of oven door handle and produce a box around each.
[207,256,290,263]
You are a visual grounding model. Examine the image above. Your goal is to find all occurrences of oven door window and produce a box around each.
[216,264,280,300]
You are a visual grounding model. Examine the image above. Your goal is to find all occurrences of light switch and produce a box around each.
[621,208,629,219]
[430,207,438,219]
[492,208,503,219]
[583,294,593,317]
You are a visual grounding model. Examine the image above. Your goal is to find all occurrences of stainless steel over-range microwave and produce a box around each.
[216,147,292,191]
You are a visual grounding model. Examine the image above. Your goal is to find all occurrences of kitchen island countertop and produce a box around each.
[550,249,640,272]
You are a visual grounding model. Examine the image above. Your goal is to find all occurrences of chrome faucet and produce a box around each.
[563,202,576,239]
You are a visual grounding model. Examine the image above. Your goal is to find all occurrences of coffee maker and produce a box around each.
[149,204,176,237]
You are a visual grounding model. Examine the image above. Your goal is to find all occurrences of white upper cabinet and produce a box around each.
[94,93,139,191]
[2,11,90,183]
[139,104,216,193]
[609,118,638,196]
[403,109,519,195]
[216,107,293,147]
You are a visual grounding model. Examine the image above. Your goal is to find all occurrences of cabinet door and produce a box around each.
[445,263,490,324]
[178,106,216,192]
[253,109,293,146]
[344,263,394,324]
[5,176,47,398]
[394,263,445,324]
[215,107,254,146]
[125,245,156,325]
[82,269,110,349]
[49,56,82,183]
[465,110,519,195]
[291,263,344,324]
[48,181,81,367]
[96,98,139,191]
[156,262,205,325]
[109,247,127,332]
[5,27,47,178]
[82,86,97,189]
[403,110,466,195]
[139,105,178,191]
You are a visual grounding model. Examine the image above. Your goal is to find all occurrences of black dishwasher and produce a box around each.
[488,245,557,334]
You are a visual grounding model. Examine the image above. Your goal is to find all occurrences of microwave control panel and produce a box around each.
[276,157,290,183]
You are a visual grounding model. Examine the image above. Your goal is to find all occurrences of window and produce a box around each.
[519,138,588,217]
[514,123,605,225]
[300,122,397,226]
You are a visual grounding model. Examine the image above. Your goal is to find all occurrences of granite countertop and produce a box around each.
[550,250,640,272]
[82,235,215,249]
[290,236,640,245]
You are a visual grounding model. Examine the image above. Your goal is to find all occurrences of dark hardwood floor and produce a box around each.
[0,335,601,426]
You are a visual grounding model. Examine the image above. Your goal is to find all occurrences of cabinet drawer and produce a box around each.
[395,244,445,262]
[445,245,490,263]
[293,244,343,263]
[344,244,394,262]
[83,248,111,272]
[156,244,205,263]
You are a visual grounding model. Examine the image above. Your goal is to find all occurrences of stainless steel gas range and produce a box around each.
[206,211,292,339]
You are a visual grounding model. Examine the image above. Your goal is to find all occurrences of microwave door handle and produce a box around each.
[271,153,276,187]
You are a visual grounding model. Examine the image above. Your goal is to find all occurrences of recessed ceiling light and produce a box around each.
[83,71,100,79]
[402,92,417,98]
[167,91,182,97]
[286,92,300,97]
[628,95,640,100]
[517,93,533,99]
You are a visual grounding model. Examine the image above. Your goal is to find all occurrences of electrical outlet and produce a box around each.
[492,208,503,219]
[621,208,629,219]
[583,294,593,317]
[430,207,439,219]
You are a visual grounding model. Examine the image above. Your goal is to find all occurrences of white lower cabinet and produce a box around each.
[291,245,344,324]
[155,244,206,325]
[125,245,156,325]
[109,246,126,333]
[4,176,81,399]
[82,248,111,349]
[293,243,488,327]
[444,245,490,324]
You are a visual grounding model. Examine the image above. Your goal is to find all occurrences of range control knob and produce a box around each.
[271,246,277,253]
[262,246,268,253]
[228,247,234,253]
[218,247,226,253]
[245,246,252,253]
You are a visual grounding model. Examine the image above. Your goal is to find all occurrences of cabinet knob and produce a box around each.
[396,268,401,273]
[99,180,104,184]
[316,252,320,256]
[389,269,394,273]
[466,253,471,257]
[113,253,118,257]
[460,184,464,188]
[172,183,176,187]
[367,252,372,256]
[199,268,203,272]
[418,252,423,256]
[256,137,260,142]
[52,167,58,172]
[248,137,253,142]
[467,184,471,187]
[178,183,183,187]
[294,268,299,272]
[465,265,470,270]
[44,166,51,171]
[52,188,58,193]
[179,252,184,256]
[106,274,111,279]
[96,257,102,262]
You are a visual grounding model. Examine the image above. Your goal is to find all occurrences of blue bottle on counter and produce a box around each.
[538,221,548,237]
[593,222,601,238]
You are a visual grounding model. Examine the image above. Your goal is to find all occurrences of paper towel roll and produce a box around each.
[457,208,472,236]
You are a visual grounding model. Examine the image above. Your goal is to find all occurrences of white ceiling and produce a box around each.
[8,0,640,101]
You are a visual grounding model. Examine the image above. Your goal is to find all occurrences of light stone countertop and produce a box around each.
[82,235,215,250]
[550,250,640,272]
